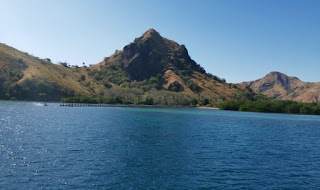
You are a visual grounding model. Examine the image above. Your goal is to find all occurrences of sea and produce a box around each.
[1,101,320,189]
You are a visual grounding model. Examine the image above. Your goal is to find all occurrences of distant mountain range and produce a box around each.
[0,29,318,104]
[241,72,320,103]
[0,29,253,103]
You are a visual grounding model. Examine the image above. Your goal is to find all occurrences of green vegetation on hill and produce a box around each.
[62,89,216,107]
[1,79,74,101]
[218,100,320,115]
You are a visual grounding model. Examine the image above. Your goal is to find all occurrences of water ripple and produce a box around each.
[0,102,320,189]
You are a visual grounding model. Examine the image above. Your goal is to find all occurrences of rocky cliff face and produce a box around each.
[242,72,320,103]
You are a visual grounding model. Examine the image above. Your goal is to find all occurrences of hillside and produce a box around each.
[0,29,256,104]
[242,72,320,103]
[87,29,254,103]
[0,43,95,101]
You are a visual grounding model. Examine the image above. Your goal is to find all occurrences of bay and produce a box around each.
[1,102,320,189]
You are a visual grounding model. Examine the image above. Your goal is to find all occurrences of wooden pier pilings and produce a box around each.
[59,103,173,108]
[60,103,129,107]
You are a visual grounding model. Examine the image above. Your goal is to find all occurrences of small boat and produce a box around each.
[43,102,47,106]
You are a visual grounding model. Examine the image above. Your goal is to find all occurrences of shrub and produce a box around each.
[94,73,102,81]
[103,82,112,89]
[79,75,86,81]
[186,80,201,93]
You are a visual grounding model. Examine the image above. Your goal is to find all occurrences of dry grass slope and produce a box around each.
[241,72,320,103]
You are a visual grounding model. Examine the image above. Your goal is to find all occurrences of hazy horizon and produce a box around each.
[1,0,319,83]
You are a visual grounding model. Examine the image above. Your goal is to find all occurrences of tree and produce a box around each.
[58,62,69,67]
[186,80,200,93]
[149,77,159,85]
[190,98,198,106]
[300,105,312,115]
[144,97,154,105]
[201,98,210,106]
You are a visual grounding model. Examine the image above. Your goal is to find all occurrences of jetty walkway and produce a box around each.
[59,103,178,108]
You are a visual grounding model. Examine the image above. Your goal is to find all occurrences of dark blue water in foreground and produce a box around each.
[1,102,320,189]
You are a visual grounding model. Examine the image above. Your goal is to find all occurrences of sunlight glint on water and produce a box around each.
[1,102,320,189]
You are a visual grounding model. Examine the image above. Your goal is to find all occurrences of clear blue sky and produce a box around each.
[0,0,319,83]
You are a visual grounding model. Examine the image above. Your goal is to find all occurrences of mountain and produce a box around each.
[90,29,253,100]
[0,29,254,104]
[242,72,320,103]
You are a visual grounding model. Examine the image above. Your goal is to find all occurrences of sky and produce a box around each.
[0,0,319,83]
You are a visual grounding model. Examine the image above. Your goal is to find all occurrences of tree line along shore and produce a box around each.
[217,100,320,115]
[61,95,320,115]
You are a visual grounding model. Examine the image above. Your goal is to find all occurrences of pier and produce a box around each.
[59,103,174,108]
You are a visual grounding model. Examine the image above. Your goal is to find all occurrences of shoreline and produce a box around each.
[1,100,222,109]
[59,102,190,108]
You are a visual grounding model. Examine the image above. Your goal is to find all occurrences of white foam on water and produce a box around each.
[33,102,44,106]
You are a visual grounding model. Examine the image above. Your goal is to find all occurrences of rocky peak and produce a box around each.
[134,28,163,44]
[142,28,160,38]
[267,71,287,78]
[104,29,204,81]
[265,71,301,86]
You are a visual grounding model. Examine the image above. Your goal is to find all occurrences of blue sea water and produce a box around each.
[1,101,320,189]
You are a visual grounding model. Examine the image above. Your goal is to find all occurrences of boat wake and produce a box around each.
[33,102,47,106]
